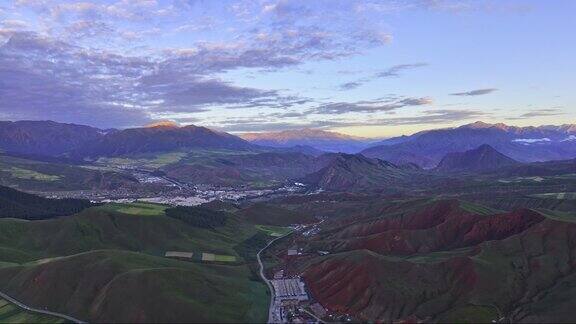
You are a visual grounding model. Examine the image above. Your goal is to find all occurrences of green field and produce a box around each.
[101,202,168,216]
[255,225,293,237]
[201,252,237,262]
[0,298,64,323]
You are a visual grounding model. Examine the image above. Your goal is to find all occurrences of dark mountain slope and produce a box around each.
[302,153,408,191]
[0,185,91,219]
[0,120,105,156]
[435,144,520,172]
[72,124,256,158]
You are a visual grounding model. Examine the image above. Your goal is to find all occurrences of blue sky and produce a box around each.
[0,0,574,137]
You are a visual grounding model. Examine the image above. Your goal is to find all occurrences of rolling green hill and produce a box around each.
[0,196,318,323]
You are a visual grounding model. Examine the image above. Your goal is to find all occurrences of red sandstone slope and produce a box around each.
[303,250,477,321]
[302,214,576,322]
[309,201,545,255]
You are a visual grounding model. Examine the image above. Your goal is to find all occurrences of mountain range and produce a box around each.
[362,121,576,168]
[240,128,374,153]
[0,120,105,156]
[0,120,574,165]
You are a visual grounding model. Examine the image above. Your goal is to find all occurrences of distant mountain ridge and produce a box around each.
[362,121,576,168]
[435,144,520,172]
[0,120,574,165]
[240,128,373,153]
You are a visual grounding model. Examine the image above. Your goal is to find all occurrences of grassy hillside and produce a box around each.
[0,197,320,323]
[0,250,267,323]
[0,202,283,323]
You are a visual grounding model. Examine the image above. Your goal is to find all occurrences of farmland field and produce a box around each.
[201,253,237,262]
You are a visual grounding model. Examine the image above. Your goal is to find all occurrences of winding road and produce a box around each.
[256,232,292,324]
[0,290,85,323]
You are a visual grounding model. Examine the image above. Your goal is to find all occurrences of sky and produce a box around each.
[0,0,574,137]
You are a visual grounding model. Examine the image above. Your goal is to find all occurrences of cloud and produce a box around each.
[339,81,364,90]
[508,108,565,120]
[356,0,532,14]
[215,108,487,132]
[451,88,498,96]
[0,31,295,128]
[2,1,399,129]
[372,109,487,126]
[313,97,432,114]
[339,63,428,90]
[375,63,429,78]
[0,20,29,30]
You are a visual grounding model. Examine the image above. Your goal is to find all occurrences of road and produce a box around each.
[301,308,326,323]
[257,232,292,324]
[0,290,85,323]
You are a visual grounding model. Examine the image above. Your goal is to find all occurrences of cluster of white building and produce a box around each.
[271,277,308,301]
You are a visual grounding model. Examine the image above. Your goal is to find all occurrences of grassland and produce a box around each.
[0,250,267,323]
[0,298,64,323]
